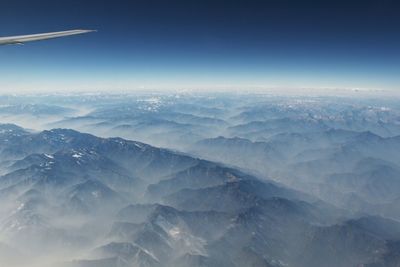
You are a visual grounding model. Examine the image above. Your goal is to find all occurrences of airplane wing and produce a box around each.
[0,29,95,45]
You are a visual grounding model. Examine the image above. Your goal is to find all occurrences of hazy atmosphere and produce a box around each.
[1,1,400,267]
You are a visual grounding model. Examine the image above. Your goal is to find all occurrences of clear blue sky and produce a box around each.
[0,0,399,92]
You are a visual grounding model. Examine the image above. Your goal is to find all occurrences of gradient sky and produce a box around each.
[0,0,399,92]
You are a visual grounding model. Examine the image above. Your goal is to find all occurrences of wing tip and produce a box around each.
[79,29,98,33]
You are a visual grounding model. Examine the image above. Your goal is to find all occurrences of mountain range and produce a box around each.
[1,94,400,266]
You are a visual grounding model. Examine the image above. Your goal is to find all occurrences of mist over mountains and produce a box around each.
[1,93,400,267]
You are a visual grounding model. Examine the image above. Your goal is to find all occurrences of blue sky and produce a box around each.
[0,0,399,92]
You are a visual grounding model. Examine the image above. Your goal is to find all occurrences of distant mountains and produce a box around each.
[1,94,400,267]
[190,129,400,219]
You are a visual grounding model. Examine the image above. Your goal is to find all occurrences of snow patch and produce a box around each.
[72,153,83,158]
